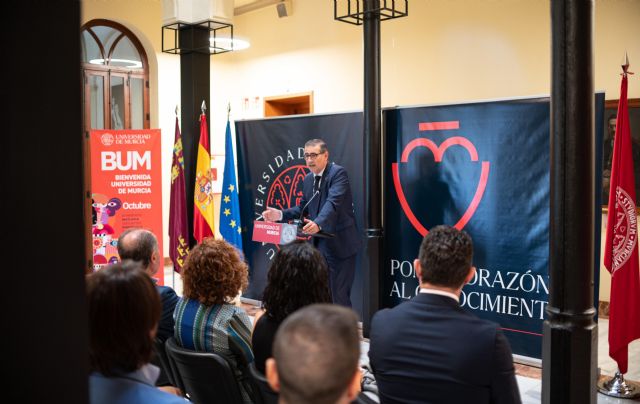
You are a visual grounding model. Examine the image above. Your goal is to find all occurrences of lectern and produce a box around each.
[252,220,334,245]
[252,221,299,245]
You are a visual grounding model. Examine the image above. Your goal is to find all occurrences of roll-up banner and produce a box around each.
[90,129,164,284]
[235,113,364,312]
[383,95,604,359]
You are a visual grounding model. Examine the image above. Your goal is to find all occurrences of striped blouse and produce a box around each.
[174,298,254,403]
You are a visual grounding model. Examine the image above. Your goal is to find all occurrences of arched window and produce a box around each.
[81,20,151,272]
[81,20,150,130]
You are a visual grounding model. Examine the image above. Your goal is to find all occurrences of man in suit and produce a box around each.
[368,225,521,404]
[117,228,179,343]
[266,304,362,404]
[262,139,361,307]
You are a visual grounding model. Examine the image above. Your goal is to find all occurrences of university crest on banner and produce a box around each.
[266,165,308,211]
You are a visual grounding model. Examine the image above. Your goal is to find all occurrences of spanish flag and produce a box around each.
[193,112,215,242]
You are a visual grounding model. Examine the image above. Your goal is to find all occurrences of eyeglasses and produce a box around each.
[303,152,325,160]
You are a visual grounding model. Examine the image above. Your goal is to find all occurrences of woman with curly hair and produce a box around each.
[251,239,332,374]
[173,238,255,403]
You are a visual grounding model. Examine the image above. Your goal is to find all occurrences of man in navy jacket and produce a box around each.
[368,225,521,404]
[263,139,361,307]
[117,229,179,343]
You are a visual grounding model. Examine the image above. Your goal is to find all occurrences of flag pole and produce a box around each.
[597,53,640,399]
[193,99,215,242]
[172,106,177,288]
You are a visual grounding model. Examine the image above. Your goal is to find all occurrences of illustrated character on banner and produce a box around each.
[91,194,122,270]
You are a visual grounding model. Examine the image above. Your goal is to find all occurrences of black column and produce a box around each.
[180,26,211,247]
[543,1,597,403]
[362,0,383,336]
[5,0,88,401]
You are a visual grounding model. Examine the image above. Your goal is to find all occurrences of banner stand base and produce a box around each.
[597,371,640,398]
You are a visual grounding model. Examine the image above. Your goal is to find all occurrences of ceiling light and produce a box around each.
[209,37,250,51]
[89,58,143,68]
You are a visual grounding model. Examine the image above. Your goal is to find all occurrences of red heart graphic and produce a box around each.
[392,136,490,236]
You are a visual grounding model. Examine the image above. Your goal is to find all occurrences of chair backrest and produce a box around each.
[153,338,176,387]
[353,392,379,404]
[248,362,279,404]
[165,337,244,404]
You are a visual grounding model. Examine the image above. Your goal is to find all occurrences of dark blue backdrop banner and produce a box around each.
[383,95,604,359]
[235,113,364,311]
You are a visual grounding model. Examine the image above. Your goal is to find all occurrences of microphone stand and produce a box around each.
[292,190,319,229]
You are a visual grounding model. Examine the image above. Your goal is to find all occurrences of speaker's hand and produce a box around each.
[302,218,320,234]
[262,206,282,222]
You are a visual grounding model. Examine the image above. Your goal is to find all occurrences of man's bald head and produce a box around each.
[117,229,160,276]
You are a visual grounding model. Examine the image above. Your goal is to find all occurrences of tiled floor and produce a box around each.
[163,266,640,402]
[511,318,640,403]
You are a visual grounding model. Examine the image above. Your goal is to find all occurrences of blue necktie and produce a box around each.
[313,175,321,194]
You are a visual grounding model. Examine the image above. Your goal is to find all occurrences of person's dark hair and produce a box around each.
[87,261,161,376]
[418,225,473,288]
[273,304,359,404]
[262,240,331,323]
[117,228,158,269]
[305,138,328,154]
[182,238,248,306]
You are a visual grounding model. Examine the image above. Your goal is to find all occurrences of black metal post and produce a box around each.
[362,0,383,337]
[543,1,597,402]
[6,0,88,401]
[180,26,211,247]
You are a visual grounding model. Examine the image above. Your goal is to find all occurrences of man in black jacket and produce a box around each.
[368,225,521,404]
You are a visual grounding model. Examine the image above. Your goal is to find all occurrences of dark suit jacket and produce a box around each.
[282,163,360,259]
[156,285,179,342]
[369,293,521,404]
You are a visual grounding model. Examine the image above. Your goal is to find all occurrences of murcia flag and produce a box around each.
[193,113,215,243]
[603,68,640,374]
[219,120,243,251]
[169,117,189,272]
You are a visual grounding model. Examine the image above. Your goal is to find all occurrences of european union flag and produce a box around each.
[219,120,243,251]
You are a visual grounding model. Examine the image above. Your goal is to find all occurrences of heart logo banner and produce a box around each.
[392,133,491,236]
[383,95,605,359]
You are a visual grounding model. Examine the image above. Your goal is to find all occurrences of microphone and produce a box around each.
[293,190,320,229]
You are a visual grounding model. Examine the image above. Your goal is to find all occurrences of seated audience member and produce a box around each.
[87,262,184,404]
[252,239,332,374]
[174,238,255,403]
[368,225,521,404]
[266,304,362,404]
[117,228,179,343]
